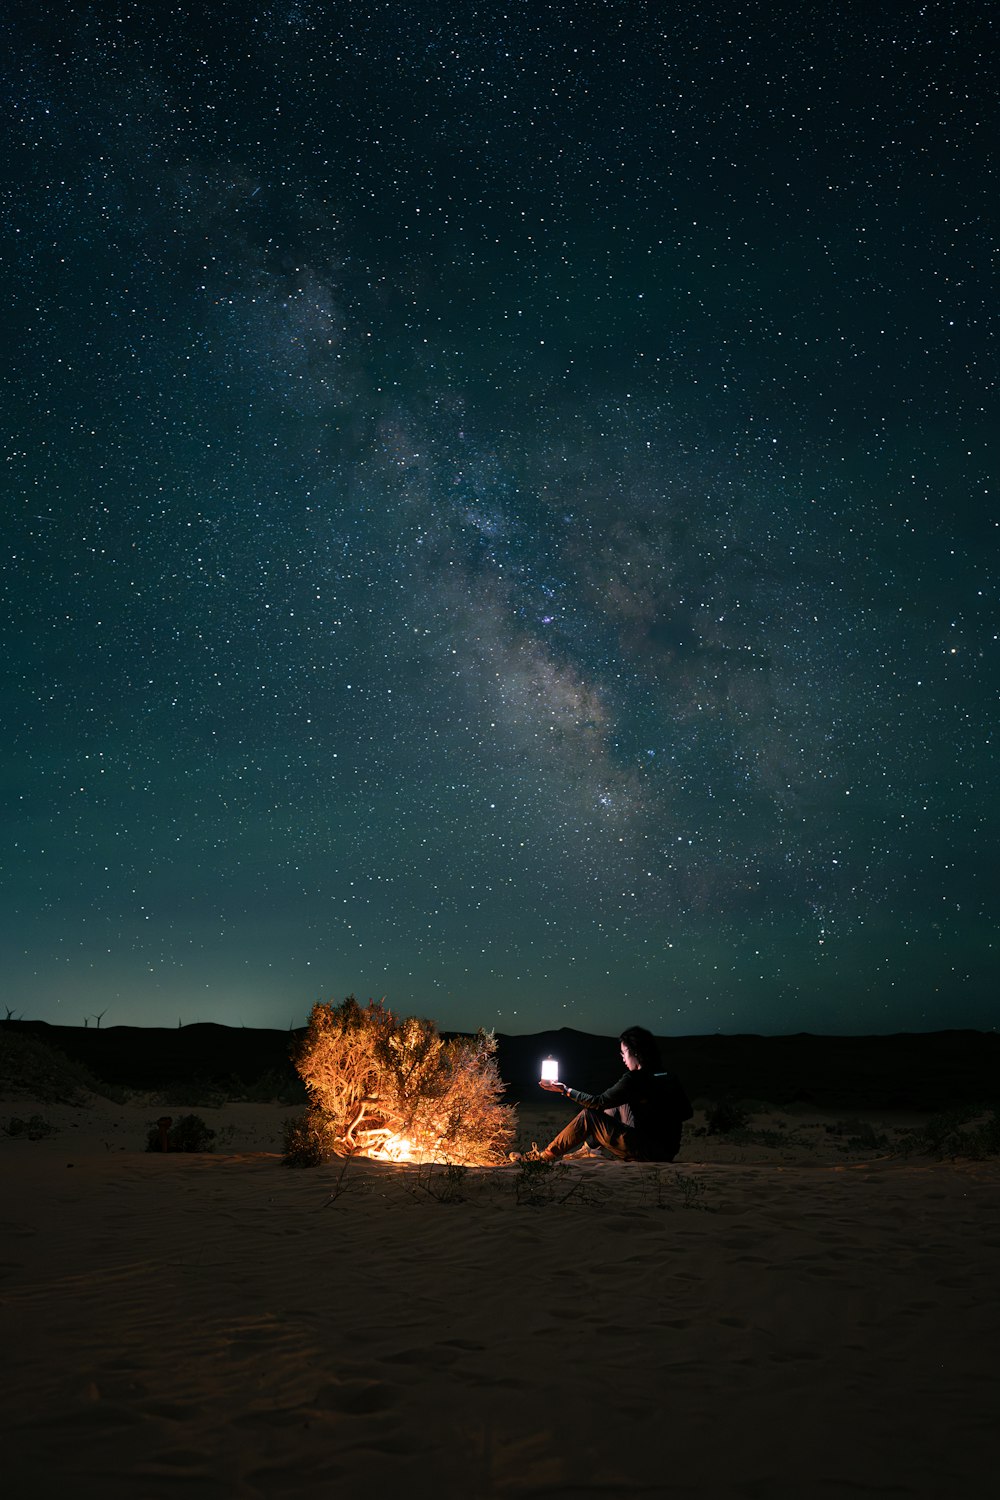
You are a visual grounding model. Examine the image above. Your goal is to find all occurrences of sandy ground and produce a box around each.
[2,1091,998,1498]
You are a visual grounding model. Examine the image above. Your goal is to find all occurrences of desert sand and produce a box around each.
[3,1082,998,1499]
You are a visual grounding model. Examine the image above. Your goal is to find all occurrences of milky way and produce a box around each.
[3,2,995,1033]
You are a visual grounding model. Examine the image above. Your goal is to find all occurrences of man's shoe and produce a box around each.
[508,1143,557,1163]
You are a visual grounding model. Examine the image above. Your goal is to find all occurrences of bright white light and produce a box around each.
[541,1056,559,1083]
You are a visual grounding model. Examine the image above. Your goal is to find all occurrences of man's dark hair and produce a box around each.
[619,1026,662,1070]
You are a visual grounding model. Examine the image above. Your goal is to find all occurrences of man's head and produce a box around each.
[619,1025,662,1071]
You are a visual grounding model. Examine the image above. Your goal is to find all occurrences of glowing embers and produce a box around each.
[336,1102,451,1164]
[363,1132,449,1164]
[365,1132,415,1163]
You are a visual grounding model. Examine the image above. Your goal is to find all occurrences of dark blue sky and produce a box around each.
[3,1,996,1034]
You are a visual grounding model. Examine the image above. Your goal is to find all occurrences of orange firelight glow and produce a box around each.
[359,1131,452,1164]
[369,1134,415,1163]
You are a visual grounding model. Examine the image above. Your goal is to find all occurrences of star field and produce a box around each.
[2,1,996,1033]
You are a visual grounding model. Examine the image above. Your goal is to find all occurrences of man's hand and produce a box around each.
[539,1079,565,1093]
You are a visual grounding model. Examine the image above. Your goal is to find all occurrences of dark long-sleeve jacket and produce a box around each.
[564,1069,694,1152]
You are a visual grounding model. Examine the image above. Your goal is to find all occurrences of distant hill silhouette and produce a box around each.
[2,1019,998,1110]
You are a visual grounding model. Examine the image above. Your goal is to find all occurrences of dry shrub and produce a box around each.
[0,1027,107,1103]
[289,997,515,1166]
[144,1114,216,1153]
[282,1110,337,1168]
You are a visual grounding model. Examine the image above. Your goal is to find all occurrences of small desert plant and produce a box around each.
[311,1152,365,1204]
[0,1029,108,1103]
[739,1126,813,1151]
[636,1166,670,1208]
[282,1110,337,1167]
[557,1175,611,1207]
[513,1155,563,1205]
[637,1167,713,1211]
[2,1113,59,1140]
[413,1162,470,1203]
[145,1114,216,1153]
[508,1157,607,1207]
[291,996,515,1165]
[705,1098,752,1135]
[675,1173,712,1210]
[834,1121,891,1153]
[899,1105,1000,1160]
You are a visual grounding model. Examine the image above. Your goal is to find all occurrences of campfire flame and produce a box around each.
[369,1134,415,1163]
[347,1128,451,1165]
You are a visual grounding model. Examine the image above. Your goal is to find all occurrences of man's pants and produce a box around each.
[546,1107,676,1162]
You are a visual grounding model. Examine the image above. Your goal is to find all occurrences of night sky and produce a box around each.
[4,1,996,1036]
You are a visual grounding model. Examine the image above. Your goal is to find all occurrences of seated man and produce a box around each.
[522,1026,693,1163]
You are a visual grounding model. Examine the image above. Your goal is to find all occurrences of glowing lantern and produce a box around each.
[541,1055,559,1083]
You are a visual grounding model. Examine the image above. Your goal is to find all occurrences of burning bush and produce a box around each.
[288,996,515,1166]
